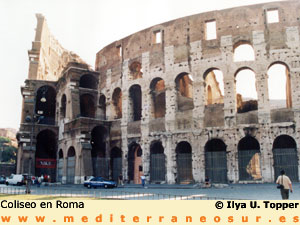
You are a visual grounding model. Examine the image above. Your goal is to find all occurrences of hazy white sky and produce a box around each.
[0,0,282,129]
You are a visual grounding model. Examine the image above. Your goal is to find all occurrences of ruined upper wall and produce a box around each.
[95,1,300,73]
[28,14,87,81]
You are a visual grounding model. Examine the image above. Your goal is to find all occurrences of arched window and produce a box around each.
[233,43,255,62]
[80,94,95,118]
[60,94,66,119]
[79,74,97,89]
[129,61,143,79]
[204,68,224,105]
[129,85,142,121]
[99,94,106,120]
[235,68,257,113]
[112,88,122,119]
[150,78,166,118]
[35,85,56,125]
[175,73,194,111]
[268,62,292,109]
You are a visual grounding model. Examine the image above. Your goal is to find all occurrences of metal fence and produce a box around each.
[0,186,228,200]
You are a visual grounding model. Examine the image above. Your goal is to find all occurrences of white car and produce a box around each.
[6,174,25,186]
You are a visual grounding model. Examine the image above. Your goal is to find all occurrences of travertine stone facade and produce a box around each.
[17,1,300,184]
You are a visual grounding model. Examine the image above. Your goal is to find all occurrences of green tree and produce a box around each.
[0,136,16,163]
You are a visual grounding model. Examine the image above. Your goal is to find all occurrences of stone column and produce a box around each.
[165,135,176,184]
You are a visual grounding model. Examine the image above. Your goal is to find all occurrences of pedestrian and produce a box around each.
[140,174,146,188]
[37,176,42,187]
[204,176,211,188]
[276,170,293,200]
[118,173,123,186]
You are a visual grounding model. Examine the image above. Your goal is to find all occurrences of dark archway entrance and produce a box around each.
[67,147,76,184]
[80,94,95,118]
[205,139,227,183]
[91,126,108,178]
[57,149,63,183]
[35,86,56,125]
[35,129,57,181]
[238,136,261,181]
[176,141,193,184]
[150,141,165,182]
[129,85,142,121]
[273,135,298,181]
[128,143,142,184]
[110,147,122,182]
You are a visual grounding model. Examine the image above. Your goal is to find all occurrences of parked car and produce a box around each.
[0,176,6,184]
[84,177,117,189]
[6,174,25,186]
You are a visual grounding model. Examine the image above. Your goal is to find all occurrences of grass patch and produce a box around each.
[0,194,98,200]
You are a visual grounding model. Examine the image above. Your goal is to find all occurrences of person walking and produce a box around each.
[118,173,123,186]
[140,174,146,188]
[276,170,293,199]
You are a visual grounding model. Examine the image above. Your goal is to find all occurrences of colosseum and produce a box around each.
[17,1,300,185]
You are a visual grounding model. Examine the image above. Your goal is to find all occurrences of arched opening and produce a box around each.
[129,85,142,121]
[99,94,106,120]
[35,85,56,125]
[57,149,63,183]
[112,88,122,119]
[204,69,224,105]
[205,139,227,183]
[268,62,292,109]
[150,78,166,118]
[35,129,57,182]
[175,72,194,111]
[80,94,95,118]
[238,136,261,181]
[235,68,258,113]
[60,94,66,119]
[67,147,76,184]
[110,147,122,182]
[150,141,165,182]
[273,135,298,181]
[79,74,97,89]
[176,141,193,184]
[129,61,143,79]
[127,143,142,184]
[91,126,108,178]
[233,42,255,62]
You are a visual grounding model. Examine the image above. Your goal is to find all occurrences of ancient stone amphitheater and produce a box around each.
[17,1,300,184]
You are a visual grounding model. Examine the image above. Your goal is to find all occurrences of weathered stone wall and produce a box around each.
[18,1,300,184]
[94,1,300,183]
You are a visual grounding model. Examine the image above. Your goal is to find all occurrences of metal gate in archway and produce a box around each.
[205,151,227,183]
[238,150,261,181]
[92,157,109,179]
[67,156,75,184]
[150,154,165,182]
[57,158,63,183]
[177,153,193,183]
[112,157,122,182]
[273,148,298,182]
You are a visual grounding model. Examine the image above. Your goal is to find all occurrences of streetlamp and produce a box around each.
[24,88,47,194]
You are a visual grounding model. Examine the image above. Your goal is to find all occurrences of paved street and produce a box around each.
[1,183,300,200]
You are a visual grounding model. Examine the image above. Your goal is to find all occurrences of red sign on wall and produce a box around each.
[35,158,56,169]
